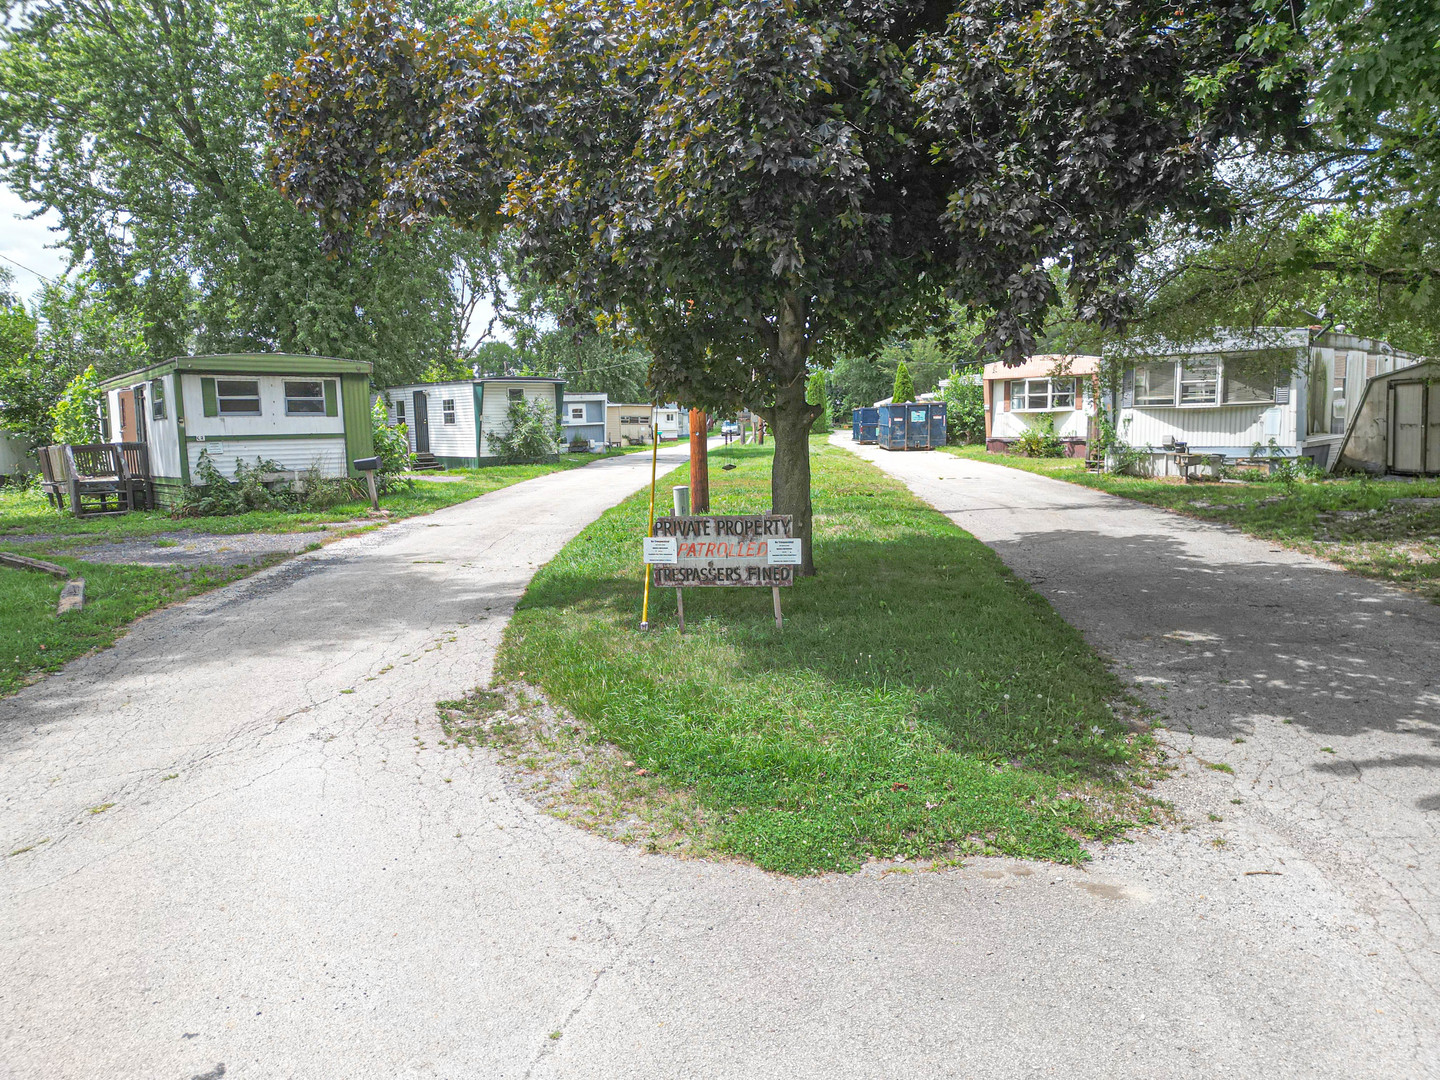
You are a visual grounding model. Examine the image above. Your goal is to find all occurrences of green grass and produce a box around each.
[0,448,664,697]
[943,445,1440,600]
[484,437,1159,875]
[0,556,261,696]
[0,452,658,542]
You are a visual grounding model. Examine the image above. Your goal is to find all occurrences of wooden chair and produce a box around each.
[61,443,132,517]
[115,442,154,511]
[35,445,70,511]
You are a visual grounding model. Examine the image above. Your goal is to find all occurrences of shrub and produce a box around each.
[941,371,984,443]
[806,370,832,432]
[173,452,289,516]
[50,365,103,444]
[371,397,414,494]
[1014,414,1065,458]
[487,398,561,462]
[891,360,915,404]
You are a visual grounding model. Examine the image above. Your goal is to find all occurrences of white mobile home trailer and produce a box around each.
[983,354,1100,457]
[99,354,375,508]
[379,377,566,467]
[1108,329,1420,470]
[561,392,609,450]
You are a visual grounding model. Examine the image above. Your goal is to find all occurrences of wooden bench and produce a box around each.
[35,443,155,517]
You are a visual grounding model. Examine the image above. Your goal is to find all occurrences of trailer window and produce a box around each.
[1011,378,1076,411]
[569,405,586,421]
[216,380,261,415]
[1133,362,1177,407]
[442,399,457,424]
[151,378,166,420]
[1179,359,1220,405]
[508,388,524,402]
[284,380,326,415]
[396,399,405,423]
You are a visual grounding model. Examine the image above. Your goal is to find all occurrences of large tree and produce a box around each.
[268,0,1302,571]
[0,0,491,380]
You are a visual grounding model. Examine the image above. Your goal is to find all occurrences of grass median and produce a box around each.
[452,437,1161,875]
[942,445,1440,601]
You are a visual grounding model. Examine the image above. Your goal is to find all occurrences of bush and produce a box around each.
[891,360,915,404]
[487,398,561,462]
[371,398,414,494]
[1014,414,1065,458]
[806,370,831,432]
[941,372,984,443]
[51,365,103,444]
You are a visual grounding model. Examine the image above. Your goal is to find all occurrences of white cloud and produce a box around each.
[0,185,71,301]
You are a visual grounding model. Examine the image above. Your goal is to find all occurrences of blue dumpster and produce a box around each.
[876,402,947,450]
[851,407,878,443]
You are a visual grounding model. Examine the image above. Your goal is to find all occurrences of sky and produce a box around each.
[0,185,69,300]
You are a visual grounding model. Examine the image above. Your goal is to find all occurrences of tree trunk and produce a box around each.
[765,292,820,576]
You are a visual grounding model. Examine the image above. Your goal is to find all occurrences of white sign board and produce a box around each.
[643,537,678,564]
[766,538,802,565]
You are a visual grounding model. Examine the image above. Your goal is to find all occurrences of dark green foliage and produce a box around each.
[891,361,915,405]
[485,399,561,463]
[267,0,1303,574]
[806,371,831,432]
[0,0,492,382]
[941,374,985,443]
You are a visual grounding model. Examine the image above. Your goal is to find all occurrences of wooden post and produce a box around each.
[689,408,709,513]
[772,586,782,630]
[676,587,685,634]
[366,470,379,511]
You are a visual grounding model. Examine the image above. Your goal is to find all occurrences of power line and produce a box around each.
[0,250,55,283]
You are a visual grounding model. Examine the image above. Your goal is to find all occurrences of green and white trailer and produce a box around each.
[377,376,566,467]
[99,354,375,508]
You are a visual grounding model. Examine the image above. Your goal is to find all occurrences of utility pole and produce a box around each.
[688,408,709,513]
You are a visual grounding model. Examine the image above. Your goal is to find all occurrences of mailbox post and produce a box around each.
[353,456,381,511]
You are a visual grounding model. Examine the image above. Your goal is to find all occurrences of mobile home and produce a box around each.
[379,376,565,467]
[655,404,690,440]
[607,404,653,446]
[99,354,374,508]
[561,392,609,450]
[983,354,1100,457]
[1108,328,1419,470]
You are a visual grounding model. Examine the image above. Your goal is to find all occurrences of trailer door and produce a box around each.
[1390,382,1425,473]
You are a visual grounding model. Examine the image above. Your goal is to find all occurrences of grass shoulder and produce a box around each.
[942,444,1440,601]
[452,437,1164,876]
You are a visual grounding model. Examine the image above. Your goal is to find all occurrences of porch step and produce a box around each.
[410,453,444,471]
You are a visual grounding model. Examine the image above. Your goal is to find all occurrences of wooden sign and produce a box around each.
[648,515,795,587]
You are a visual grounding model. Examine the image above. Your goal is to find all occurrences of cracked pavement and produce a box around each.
[842,433,1440,1075]
[2,437,1435,1079]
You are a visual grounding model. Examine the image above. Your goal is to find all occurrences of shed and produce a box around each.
[983,354,1100,458]
[99,354,374,508]
[1335,360,1440,475]
[877,402,947,450]
[851,407,879,443]
[1107,328,1420,471]
[561,392,609,451]
[607,404,654,446]
[378,376,565,467]
[0,430,35,479]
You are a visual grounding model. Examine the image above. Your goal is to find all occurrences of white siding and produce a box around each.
[149,373,182,479]
[181,374,346,439]
[0,432,33,476]
[991,407,1090,440]
[479,381,558,458]
[1119,404,1295,453]
[189,437,347,479]
[380,382,477,459]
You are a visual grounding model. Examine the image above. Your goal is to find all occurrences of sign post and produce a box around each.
[643,515,798,632]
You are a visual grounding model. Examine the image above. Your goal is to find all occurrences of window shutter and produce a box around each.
[1274,382,1291,405]
[324,380,338,417]
[1121,368,1134,408]
[201,377,219,417]
[1002,381,1011,412]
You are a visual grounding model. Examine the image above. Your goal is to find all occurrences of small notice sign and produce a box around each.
[648,514,794,587]
[643,537,678,564]
[766,538,802,565]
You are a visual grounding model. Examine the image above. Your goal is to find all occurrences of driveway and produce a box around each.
[1,436,1434,1080]
[842,435,1440,1061]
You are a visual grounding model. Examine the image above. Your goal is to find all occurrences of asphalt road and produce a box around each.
[2,437,1435,1079]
